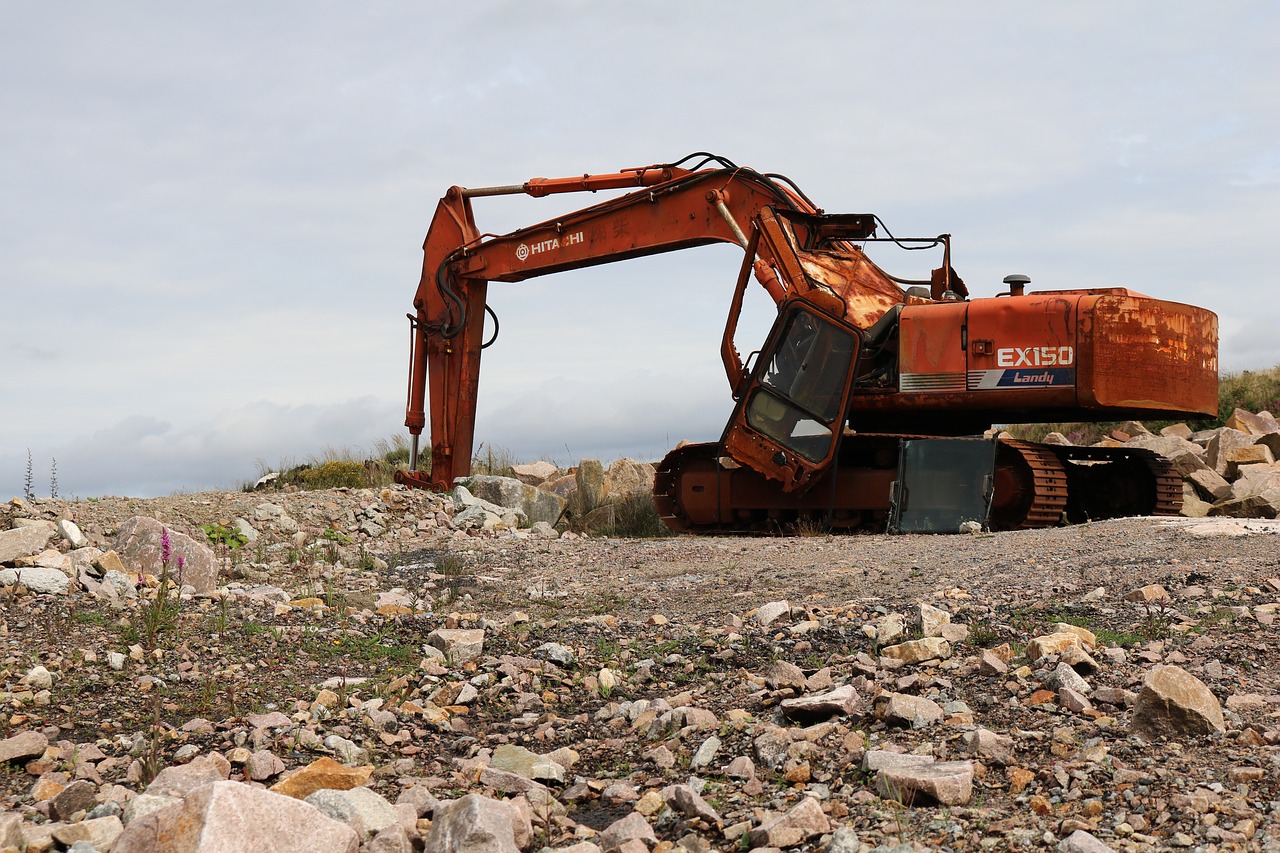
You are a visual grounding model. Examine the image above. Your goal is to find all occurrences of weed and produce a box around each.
[127,529,183,650]
[966,623,1002,648]
[322,527,351,546]
[23,450,34,502]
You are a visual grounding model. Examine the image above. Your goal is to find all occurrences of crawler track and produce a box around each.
[653,437,1180,535]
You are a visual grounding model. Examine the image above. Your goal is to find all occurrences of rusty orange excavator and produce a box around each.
[397,153,1218,533]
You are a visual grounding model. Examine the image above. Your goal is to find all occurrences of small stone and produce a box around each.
[764,660,808,692]
[878,760,974,806]
[880,693,944,728]
[270,756,374,799]
[880,637,951,664]
[746,795,829,848]
[755,600,791,626]
[599,811,658,852]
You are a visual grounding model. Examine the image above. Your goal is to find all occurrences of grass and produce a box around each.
[248,437,415,492]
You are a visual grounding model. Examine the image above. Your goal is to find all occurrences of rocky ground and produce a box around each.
[1,485,1279,852]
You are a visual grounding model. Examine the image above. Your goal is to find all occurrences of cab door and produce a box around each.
[721,298,864,494]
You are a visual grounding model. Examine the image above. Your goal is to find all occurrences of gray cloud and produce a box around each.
[1,2,1275,497]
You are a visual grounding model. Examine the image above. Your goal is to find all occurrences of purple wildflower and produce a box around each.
[161,528,172,567]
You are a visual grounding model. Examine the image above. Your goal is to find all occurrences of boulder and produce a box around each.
[879,693,944,728]
[465,475,566,526]
[780,685,861,722]
[573,460,607,512]
[114,516,219,594]
[1206,428,1256,476]
[1208,491,1280,519]
[1224,444,1275,479]
[510,460,559,486]
[0,566,70,594]
[0,730,48,764]
[57,519,88,548]
[0,525,54,564]
[427,628,485,664]
[1225,407,1280,436]
[1131,665,1225,739]
[114,780,359,853]
[602,458,656,501]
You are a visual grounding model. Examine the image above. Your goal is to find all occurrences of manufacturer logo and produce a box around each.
[996,346,1075,368]
[515,231,585,263]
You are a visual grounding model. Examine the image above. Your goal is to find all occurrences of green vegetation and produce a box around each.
[200,522,249,551]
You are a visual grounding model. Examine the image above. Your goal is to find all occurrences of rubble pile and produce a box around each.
[1041,406,1280,520]
[1,482,1279,851]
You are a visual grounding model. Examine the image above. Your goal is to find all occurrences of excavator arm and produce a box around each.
[401,156,902,490]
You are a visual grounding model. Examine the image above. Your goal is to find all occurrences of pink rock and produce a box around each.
[113,780,358,853]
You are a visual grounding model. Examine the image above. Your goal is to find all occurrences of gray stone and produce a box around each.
[114,780,359,853]
[306,786,398,840]
[535,642,576,666]
[1045,662,1092,695]
[826,826,862,853]
[425,793,526,853]
[689,735,721,770]
[661,783,722,824]
[780,685,861,722]
[861,750,934,772]
[0,524,54,563]
[57,519,88,548]
[324,734,369,765]
[755,600,791,627]
[114,516,219,594]
[51,778,98,820]
[466,475,565,526]
[0,565,70,594]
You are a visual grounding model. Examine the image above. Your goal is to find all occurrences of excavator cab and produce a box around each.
[721,297,864,494]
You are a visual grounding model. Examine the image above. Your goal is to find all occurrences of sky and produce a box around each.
[2,2,1277,499]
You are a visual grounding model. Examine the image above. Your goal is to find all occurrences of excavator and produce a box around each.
[397,153,1218,533]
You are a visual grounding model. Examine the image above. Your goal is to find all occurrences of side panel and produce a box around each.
[1077,295,1218,416]
[965,294,1078,394]
[898,302,968,392]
